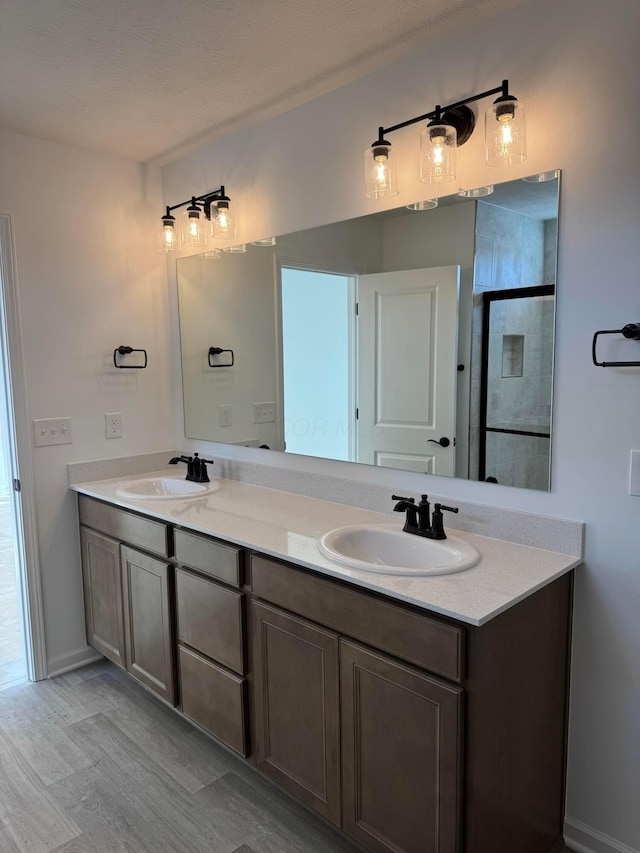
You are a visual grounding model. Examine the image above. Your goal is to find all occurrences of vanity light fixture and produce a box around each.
[365,80,526,198]
[251,237,277,246]
[204,249,222,260]
[158,185,236,253]
[222,243,247,253]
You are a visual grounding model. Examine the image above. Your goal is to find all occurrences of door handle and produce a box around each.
[427,436,451,448]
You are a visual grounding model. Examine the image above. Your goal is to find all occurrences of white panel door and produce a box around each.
[356,266,459,475]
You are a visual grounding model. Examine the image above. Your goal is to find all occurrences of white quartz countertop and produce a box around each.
[71,470,581,627]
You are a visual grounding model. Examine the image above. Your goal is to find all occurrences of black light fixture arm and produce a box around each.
[374,79,511,142]
[164,185,229,221]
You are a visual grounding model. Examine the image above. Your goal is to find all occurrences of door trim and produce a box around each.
[0,213,47,680]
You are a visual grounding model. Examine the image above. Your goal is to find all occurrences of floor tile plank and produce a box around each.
[0,728,81,853]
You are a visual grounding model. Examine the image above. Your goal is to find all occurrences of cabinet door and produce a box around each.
[252,601,341,825]
[341,640,463,853]
[80,527,126,668]
[121,546,175,704]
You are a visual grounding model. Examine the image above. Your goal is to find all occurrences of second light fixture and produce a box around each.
[364,80,526,199]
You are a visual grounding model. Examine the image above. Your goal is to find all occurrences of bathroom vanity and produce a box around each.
[73,473,581,853]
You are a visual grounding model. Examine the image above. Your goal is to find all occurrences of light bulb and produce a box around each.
[420,122,457,184]
[158,210,179,252]
[181,201,206,248]
[364,141,398,199]
[212,198,237,240]
[485,97,526,166]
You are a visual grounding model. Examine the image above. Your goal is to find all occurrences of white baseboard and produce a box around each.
[565,817,639,853]
[47,646,103,678]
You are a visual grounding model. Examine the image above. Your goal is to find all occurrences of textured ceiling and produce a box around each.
[0,0,533,164]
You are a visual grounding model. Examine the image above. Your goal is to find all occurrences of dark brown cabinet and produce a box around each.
[79,496,175,705]
[252,601,341,825]
[121,545,175,704]
[80,527,126,669]
[340,639,462,853]
[78,495,573,853]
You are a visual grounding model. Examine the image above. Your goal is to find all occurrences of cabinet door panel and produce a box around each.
[121,546,175,704]
[341,640,462,853]
[252,601,341,825]
[80,527,125,668]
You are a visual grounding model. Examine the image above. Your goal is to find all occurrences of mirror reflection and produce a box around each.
[177,172,559,491]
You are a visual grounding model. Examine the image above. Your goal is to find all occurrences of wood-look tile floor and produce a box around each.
[0,661,577,853]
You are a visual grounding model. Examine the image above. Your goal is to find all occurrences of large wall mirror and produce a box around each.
[177,171,559,491]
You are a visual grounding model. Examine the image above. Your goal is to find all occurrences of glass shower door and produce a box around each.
[479,285,555,490]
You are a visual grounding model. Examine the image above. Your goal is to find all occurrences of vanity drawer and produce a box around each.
[250,555,464,683]
[78,495,169,558]
[178,645,248,757]
[174,528,243,587]
[175,567,245,674]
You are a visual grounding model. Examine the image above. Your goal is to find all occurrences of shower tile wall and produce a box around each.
[469,202,557,489]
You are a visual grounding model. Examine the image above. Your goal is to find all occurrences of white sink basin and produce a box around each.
[318,524,479,576]
[116,477,213,500]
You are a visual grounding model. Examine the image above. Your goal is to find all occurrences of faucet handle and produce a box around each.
[435,504,459,515]
[391,494,414,503]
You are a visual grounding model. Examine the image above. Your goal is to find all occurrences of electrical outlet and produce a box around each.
[105,412,123,439]
[254,402,275,424]
[629,450,640,496]
[219,404,232,427]
[33,417,73,447]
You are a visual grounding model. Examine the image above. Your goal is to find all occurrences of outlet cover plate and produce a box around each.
[33,417,72,447]
[105,412,123,439]
[219,404,232,427]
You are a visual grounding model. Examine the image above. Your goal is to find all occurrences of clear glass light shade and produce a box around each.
[158,219,179,253]
[204,248,222,259]
[485,99,527,166]
[211,202,237,240]
[364,144,399,199]
[458,185,494,198]
[251,237,277,246]
[406,198,438,211]
[181,209,206,248]
[522,170,559,183]
[420,123,457,184]
[222,243,247,253]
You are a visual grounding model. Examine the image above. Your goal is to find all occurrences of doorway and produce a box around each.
[0,213,46,684]
[280,266,355,460]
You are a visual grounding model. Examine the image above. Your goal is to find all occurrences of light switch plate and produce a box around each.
[33,417,72,447]
[629,450,640,496]
[254,402,275,424]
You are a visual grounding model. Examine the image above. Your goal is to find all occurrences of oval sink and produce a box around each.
[318,524,479,576]
[116,477,213,500]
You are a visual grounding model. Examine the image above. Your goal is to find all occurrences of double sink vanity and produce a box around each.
[72,465,581,853]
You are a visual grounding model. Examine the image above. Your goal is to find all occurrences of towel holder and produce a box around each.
[113,346,148,369]
[592,323,640,367]
[208,346,234,368]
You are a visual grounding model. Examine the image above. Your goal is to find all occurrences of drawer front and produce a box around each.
[251,555,464,683]
[78,495,169,558]
[179,645,247,756]
[176,567,245,674]
[174,529,243,587]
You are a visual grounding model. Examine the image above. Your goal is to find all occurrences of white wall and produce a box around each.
[0,129,173,673]
[162,0,640,849]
